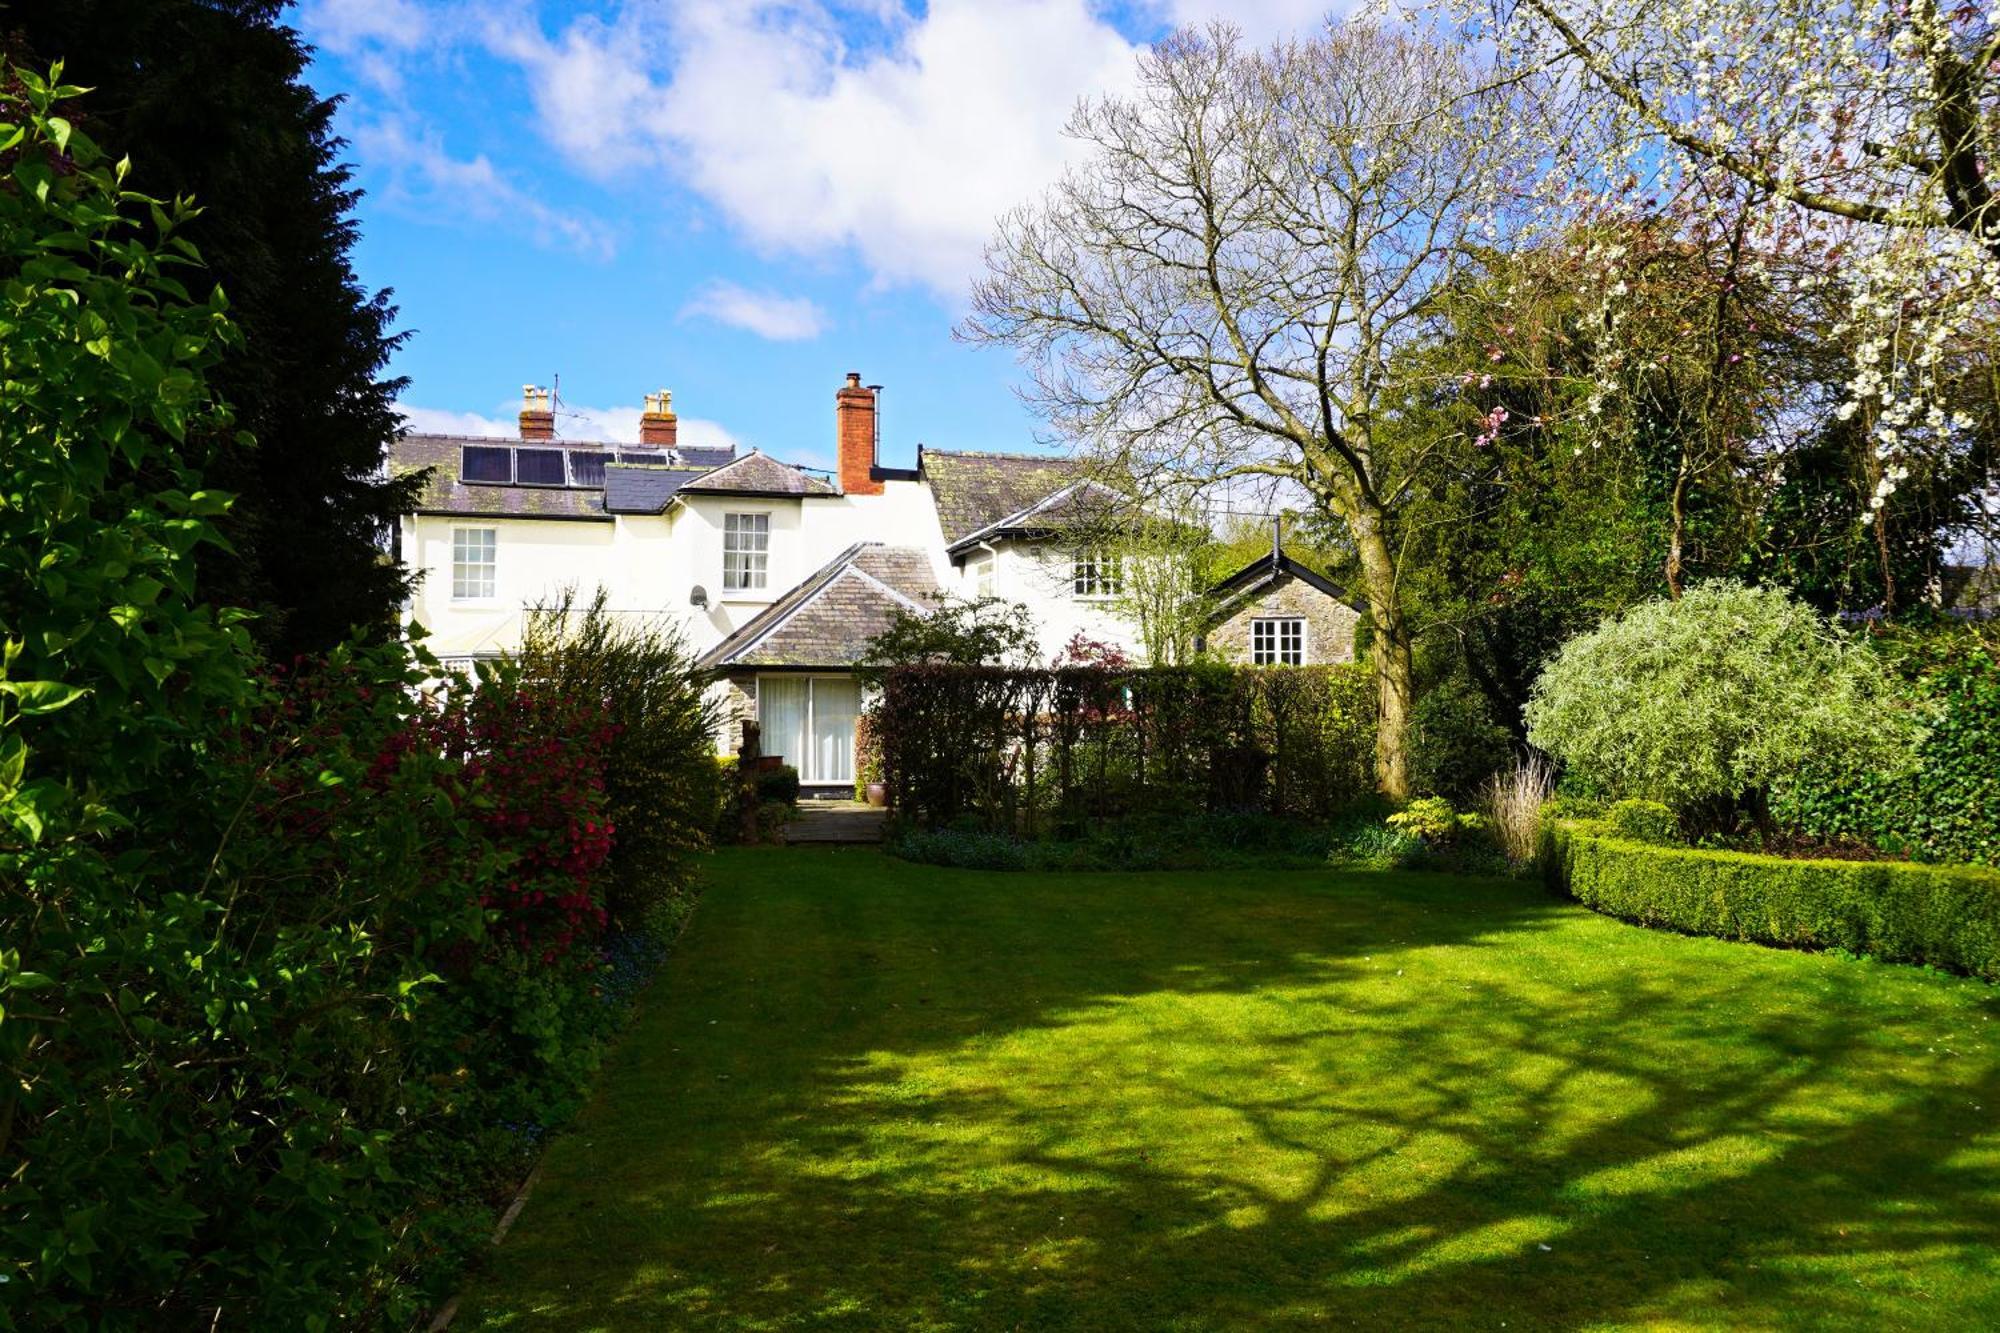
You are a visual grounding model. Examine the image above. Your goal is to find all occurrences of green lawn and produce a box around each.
[464,849,2000,1330]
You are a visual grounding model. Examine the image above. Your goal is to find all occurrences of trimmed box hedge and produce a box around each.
[1543,820,2000,980]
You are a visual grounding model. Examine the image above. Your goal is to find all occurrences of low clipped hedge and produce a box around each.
[1543,820,2000,980]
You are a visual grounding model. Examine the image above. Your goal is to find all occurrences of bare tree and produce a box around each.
[962,22,1517,798]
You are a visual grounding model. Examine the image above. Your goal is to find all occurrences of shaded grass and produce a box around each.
[464,849,2000,1330]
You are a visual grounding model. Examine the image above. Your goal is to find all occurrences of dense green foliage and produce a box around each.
[875,663,1375,832]
[0,77,704,1325]
[1544,821,2000,979]
[1525,582,1909,821]
[1776,630,2000,865]
[755,763,802,806]
[860,594,1039,669]
[518,589,722,929]
[465,849,2000,1329]
[15,0,420,656]
[1604,799,1681,845]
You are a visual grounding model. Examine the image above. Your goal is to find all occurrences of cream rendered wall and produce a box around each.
[404,515,629,659]
[984,541,1146,662]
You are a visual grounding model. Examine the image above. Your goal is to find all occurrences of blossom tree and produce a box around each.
[1453,0,2000,603]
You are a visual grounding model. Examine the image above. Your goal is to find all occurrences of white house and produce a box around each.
[391,374,1358,791]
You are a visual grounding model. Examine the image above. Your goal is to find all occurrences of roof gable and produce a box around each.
[920,449,1083,543]
[680,449,837,498]
[1207,549,1360,617]
[698,544,940,669]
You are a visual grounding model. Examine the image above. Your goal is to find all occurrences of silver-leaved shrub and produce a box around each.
[1524,581,1912,817]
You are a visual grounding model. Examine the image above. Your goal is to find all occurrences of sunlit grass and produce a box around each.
[465,849,2000,1330]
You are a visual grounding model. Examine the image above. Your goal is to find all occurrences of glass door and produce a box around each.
[809,677,859,785]
[758,676,808,773]
[757,675,860,784]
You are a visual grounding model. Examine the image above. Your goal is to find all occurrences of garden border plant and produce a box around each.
[1543,819,2000,979]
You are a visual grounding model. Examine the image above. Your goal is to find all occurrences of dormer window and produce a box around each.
[1072,548,1123,598]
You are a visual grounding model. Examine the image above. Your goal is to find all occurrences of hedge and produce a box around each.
[1542,820,2000,979]
[874,662,1376,833]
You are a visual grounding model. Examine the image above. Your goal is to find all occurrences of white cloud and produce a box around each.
[681,280,829,341]
[486,0,1143,299]
[396,403,515,437]
[325,1,1349,297]
[349,117,618,259]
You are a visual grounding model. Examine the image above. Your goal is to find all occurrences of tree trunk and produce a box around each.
[1351,508,1413,801]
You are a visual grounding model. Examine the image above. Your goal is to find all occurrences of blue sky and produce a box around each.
[299,0,1337,471]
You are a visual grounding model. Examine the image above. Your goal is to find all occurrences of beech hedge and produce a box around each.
[1542,820,2000,979]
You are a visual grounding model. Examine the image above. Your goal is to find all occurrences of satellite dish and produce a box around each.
[690,585,709,609]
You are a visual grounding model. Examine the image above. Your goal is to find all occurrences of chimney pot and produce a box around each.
[639,385,679,448]
[519,384,555,441]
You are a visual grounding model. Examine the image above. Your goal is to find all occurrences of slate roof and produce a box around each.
[389,434,828,519]
[680,449,838,498]
[675,445,739,469]
[1207,546,1362,617]
[698,544,940,670]
[392,433,609,521]
[919,448,1082,543]
[604,463,709,514]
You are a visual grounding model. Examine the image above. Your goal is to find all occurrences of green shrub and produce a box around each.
[0,77,661,1324]
[890,825,1031,871]
[1409,671,1514,803]
[1775,635,1999,865]
[754,799,794,843]
[757,764,802,806]
[517,589,722,927]
[1387,796,1461,843]
[1525,581,1911,822]
[1605,799,1679,846]
[1543,820,2000,979]
[1328,818,1427,870]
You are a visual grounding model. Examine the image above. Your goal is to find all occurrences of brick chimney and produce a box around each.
[639,389,678,448]
[518,384,555,440]
[836,371,881,495]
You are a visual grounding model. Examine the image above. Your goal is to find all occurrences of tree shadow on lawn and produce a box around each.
[467,855,2000,1331]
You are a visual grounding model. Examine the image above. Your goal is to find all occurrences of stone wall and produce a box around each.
[1206,573,1359,665]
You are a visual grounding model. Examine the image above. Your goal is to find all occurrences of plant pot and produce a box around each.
[864,782,888,808]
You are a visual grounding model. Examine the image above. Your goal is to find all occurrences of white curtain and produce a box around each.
[758,676,808,771]
[810,679,860,784]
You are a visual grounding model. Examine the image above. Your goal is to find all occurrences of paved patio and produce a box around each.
[782,800,887,845]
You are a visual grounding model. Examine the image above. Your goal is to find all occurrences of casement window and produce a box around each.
[1251,617,1305,666]
[1072,548,1123,598]
[723,512,770,592]
[973,556,995,597]
[451,527,497,601]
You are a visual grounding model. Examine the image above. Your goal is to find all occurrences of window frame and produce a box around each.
[722,511,771,593]
[1251,616,1306,666]
[1071,547,1124,600]
[450,526,498,602]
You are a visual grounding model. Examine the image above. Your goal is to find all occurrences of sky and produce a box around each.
[299,0,1344,473]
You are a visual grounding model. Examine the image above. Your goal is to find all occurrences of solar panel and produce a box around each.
[567,450,612,488]
[460,445,512,483]
[514,448,567,486]
[618,451,669,466]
